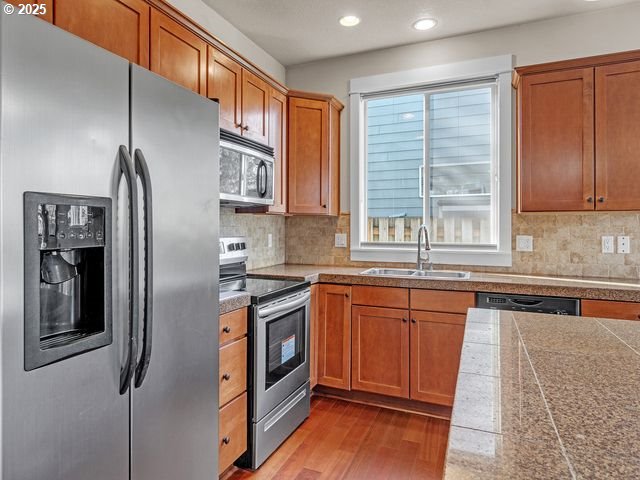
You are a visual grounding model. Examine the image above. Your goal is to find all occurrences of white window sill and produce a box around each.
[350,247,512,267]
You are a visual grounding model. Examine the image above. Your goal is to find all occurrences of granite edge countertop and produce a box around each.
[444,308,640,479]
[219,292,251,315]
[248,264,640,302]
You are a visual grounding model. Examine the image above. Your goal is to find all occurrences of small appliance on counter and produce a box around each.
[219,237,311,469]
[219,130,275,207]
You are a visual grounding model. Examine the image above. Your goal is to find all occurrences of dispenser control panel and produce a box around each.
[37,203,106,250]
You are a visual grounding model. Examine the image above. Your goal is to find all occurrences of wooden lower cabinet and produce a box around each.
[219,392,247,475]
[309,284,319,389]
[410,311,466,406]
[351,306,409,398]
[317,284,351,390]
[218,308,248,475]
[582,299,640,321]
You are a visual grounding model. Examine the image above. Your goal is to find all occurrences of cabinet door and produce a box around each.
[410,311,465,406]
[268,87,288,213]
[241,70,269,143]
[309,284,319,389]
[595,60,640,210]
[5,0,52,22]
[317,284,351,390]
[288,97,329,214]
[352,306,410,398]
[207,47,242,134]
[55,0,149,67]
[519,68,594,211]
[582,299,640,321]
[150,9,207,95]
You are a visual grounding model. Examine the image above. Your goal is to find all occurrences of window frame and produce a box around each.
[349,55,514,267]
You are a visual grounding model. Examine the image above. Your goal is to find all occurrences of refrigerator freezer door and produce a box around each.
[130,66,220,480]
[0,12,130,480]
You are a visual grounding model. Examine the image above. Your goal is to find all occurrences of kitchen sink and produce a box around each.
[360,268,470,279]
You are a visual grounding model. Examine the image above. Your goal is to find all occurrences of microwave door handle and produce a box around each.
[118,145,140,395]
[258,160,268,197]
[258,291,311,320]
[133,149,153,389]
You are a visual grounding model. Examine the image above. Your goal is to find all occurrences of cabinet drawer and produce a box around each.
[582,299,640,321]
[219,308,248,345]
[352,286,409,309]
[410,289,475,314]
[219,337,247,406]
[219,392,247,474]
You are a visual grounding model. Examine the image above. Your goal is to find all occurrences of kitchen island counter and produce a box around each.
[444,308,640,479]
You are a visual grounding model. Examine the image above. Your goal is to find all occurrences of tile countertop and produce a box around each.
[248,264,640,302]
[444,308,640,479]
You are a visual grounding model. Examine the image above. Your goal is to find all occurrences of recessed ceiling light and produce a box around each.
[413,18,438,31]
[339,15,360,27]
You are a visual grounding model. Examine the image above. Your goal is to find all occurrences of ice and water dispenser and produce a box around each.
[24,192,112,370]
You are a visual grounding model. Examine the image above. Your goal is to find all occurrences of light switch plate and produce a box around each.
[602,236,614,254]
[268,233,273,248]
[335,233,347,248]
[617,236,630,254]
[516,235,533,252]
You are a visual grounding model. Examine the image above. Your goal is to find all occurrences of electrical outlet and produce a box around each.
[335,233,347,248]
[617,235,630,254]
[602,236,615,254]
[268,233,273,248]
[516,235,533,252]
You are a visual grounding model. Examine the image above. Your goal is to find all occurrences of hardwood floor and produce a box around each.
[222,396,450,480]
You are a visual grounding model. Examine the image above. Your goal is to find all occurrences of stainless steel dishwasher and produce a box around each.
[476,292,580,315]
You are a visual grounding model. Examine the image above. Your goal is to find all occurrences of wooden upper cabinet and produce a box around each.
[207,47,242,134]
[518,68,595,212]
[150,9,207,95]
[410,311,465,406]
[595,60,640,210]
[351,306,410,399]
[288,92,342,215]
[268,87,288,213]
[582,299,640,321]
[55,0,149,67]
[241,70,269,144]
[5,0,53,22]
[317,284,351,390]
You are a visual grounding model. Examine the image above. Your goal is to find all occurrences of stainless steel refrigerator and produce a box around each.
[0,10,219,480]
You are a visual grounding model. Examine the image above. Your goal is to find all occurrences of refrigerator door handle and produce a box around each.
[118,145,140,395]
[133,148,154,388]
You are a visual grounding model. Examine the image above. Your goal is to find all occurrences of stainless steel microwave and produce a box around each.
[219,129,274,206]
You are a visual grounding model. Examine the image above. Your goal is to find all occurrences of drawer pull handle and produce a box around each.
[223,326,231,333]
[222,436,230,445]
[222,373,231,381]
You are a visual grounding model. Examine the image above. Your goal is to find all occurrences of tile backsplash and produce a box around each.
[285,211,640,279]
[220,208,285,270]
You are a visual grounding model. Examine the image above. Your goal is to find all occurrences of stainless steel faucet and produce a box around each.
[417,224,432,271]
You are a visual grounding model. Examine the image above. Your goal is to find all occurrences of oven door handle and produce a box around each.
[258,291,311,320]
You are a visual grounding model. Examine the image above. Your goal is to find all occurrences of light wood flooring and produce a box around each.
[222,396,450,480]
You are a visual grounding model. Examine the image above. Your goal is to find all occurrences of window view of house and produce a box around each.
[365,85,495,245]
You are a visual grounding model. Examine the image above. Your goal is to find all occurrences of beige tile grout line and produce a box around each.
[594,319,640,357]
[511,313,578,480]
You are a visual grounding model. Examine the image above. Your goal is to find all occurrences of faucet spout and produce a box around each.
[417,224,432,271]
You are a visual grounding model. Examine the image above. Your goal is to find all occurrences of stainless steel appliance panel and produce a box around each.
[219,139,274,206]
[253,289,310,422]
[130,65,220,480]
[0,12,129,480]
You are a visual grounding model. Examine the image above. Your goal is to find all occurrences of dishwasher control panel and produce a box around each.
[476,292,580,316]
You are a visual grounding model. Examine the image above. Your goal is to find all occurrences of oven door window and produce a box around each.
[265,306,306,390]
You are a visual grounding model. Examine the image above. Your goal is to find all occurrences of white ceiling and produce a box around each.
[202,0,638,66]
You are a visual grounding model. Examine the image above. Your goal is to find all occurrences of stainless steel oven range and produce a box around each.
[219,237,311,469]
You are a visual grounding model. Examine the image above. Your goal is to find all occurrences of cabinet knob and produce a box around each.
[223,326,231,333]
[402,318,408,323]
[411,318,417,324]
[344,293,349,298]
[322,204,327,208]
[222,436,230,445]
[222,373,231,381]
[586,196,593,203]
[598,196,605,203]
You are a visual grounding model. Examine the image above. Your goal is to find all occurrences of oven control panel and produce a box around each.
[220,236,248,265]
